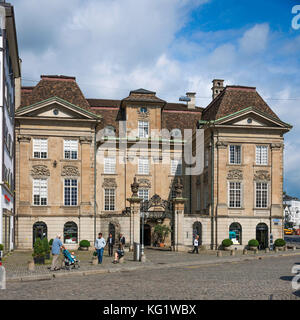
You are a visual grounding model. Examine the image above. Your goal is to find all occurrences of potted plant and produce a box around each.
[42,238,50,260]
[154,225,170,247]
[32,238,46,264]
[222,239,233,251]
[274,238,286,250]
[49,239,53,249]
[79,240,90,251]
[0,244,3,259]
[248,239,259,251]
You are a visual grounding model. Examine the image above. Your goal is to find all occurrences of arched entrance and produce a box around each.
[256,223,268,250]
[109,223,116,242]
[141,224,151,246]
[193,222,202,245]
[229,222,242,245]
[63,221,78,244]
[32,221,47,247]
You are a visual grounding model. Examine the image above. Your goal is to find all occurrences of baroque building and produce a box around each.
[15,75,291,251]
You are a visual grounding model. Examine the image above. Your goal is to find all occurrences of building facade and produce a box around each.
[0,2,21,253]
[283,195,300,228]
[15,76,291,251]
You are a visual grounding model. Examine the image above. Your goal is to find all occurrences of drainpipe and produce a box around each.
[94,125,97,243]
[210,130,215,250]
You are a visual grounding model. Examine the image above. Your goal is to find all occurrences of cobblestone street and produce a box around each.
[1,253,299,300]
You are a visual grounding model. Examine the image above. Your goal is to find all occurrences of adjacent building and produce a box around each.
[15,75,291,251]
[0,2,21,253]
[283,194,300,228]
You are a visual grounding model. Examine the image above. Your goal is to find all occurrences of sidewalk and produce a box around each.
[2,247,300,282]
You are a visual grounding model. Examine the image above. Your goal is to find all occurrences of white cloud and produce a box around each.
[239,23,269,54]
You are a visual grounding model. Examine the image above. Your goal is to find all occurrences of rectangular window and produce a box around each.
[138,158,149,174]
[171,159,182,175]
[229,182,241,208]
[256,146,268,165]
[138,121,149,138]
[104,188,115,211]
[256,182,268,208]
[64,140,78,160]
[104,157,116,174]
[33,139,48,159]
[204,148,209,167]
[229,145,241,164]
[33,179,48,206]
[138,189,149,202]
[64,179,78,206]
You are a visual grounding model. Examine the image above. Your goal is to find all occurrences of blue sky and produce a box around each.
[12,0,300,197]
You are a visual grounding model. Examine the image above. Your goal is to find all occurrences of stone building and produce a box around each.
[0,2,21,253]
[15,76,291,251]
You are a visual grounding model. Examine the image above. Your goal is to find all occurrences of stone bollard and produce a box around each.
[275,247,278,253]
[283,246,287,252]
[92,257,98,265]
[293,246,296,251]
[230,250,235,256]
[141,255,146,263]
[254,249,258,254]
[119,257,125,264]
[28,260,35,272]
[265,248,269,253]
[243,249,247,255]
[217,251,222,257]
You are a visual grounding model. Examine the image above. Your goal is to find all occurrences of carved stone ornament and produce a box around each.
[216,141,228,149]
[61,165,80,177]
[141,194,169,212]
[271,143,282,150]
[17,135,31,143]
[130,177,139,196]
[137,108,150,119]
[137,178,151,188]
[227,169,243,180]
[79,137,92,144]
[254,170,270,181]
[174,177,184,198]
[31,165,50,177]
[103,178,117,188]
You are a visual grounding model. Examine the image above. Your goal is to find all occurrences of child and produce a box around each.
[113,245,124,264]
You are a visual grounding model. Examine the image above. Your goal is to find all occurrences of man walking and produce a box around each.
[107,233,114,257]
[192,235,199,254]
[95,233,106,264]
[51,234,65,271]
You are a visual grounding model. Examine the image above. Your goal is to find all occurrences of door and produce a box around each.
[256,223,268,250]
[33,222,47,247]
[141,224,151,246]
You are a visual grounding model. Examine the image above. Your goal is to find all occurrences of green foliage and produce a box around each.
[49,239,54,246]
[222,239,233,247]
[42,237,50,254]
[274,238,286,247]
[248,239,259,247]
[32,238,45,258]
[80,240,90,247]
[0,244,3,251]
[93,250,98,257]
[154,224,171,243]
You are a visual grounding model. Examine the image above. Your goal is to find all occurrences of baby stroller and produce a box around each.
[62,249,80,270]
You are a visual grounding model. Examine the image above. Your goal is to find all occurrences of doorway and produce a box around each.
[33,221,47,247]
[193,222,202,245]
[256,223,268,250]
[141,224,151,246]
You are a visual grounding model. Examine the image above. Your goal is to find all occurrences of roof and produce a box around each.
[20,75,91,112]
[123,88,166,103]
[202,85,280,121]
[87,99,121,108]
[164,103,203,112]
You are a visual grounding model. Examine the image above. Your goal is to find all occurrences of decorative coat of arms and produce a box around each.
[254,170,270,181]
[227,169,243,180]
[103,178,117,188]
[61,165,80,177]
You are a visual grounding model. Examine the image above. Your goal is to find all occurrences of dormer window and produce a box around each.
[140,107,147,113]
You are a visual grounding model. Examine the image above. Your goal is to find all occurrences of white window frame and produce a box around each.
[33,138,48,159]
[256,145,268,165]
[33,179,48,206]
[64,139,78,160]
[104,157,116,174]
[104,188,115,211]
[171,159,182,176]
[229,145,241,165]
[138,158,149,175]
[255,182,268,208]
[138,188,149,202]
[228,181,242,208]
[64,179,78,206]
[138,121,149,138]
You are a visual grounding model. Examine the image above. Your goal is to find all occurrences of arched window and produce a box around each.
[32,221,47,247]
[64,221,78,244]
[229,222,242,244]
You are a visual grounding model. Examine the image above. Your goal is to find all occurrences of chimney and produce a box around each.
[186,92,196,109]
[211,79,224,100]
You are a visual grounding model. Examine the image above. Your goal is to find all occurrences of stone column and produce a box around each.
[172,177,187,252]
[127,178,142,251]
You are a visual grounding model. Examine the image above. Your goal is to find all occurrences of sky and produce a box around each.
[11,0,300,198]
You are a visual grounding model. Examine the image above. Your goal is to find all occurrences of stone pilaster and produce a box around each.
[127,197,142,251]
[173,197,187,252]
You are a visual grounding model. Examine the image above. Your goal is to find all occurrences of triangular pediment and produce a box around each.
[16,96,99,120]
[215,107,291,129]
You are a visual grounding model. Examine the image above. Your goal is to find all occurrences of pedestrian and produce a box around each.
[95,233,106,264]
[119,233,125,249]
[107,233,115,257]
[113,244,125,264]
[192,235,199,254]
[50,234,65,271]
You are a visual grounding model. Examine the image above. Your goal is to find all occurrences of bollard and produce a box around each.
[254,249,258,254]
[283,246,287,252]
[92,257,98,265]
[275,247,278,253]
[230,250,235,256]
[243,249,247,255]
[265,248,269,253]
[217,251,222,257]
[28,260,35,272]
